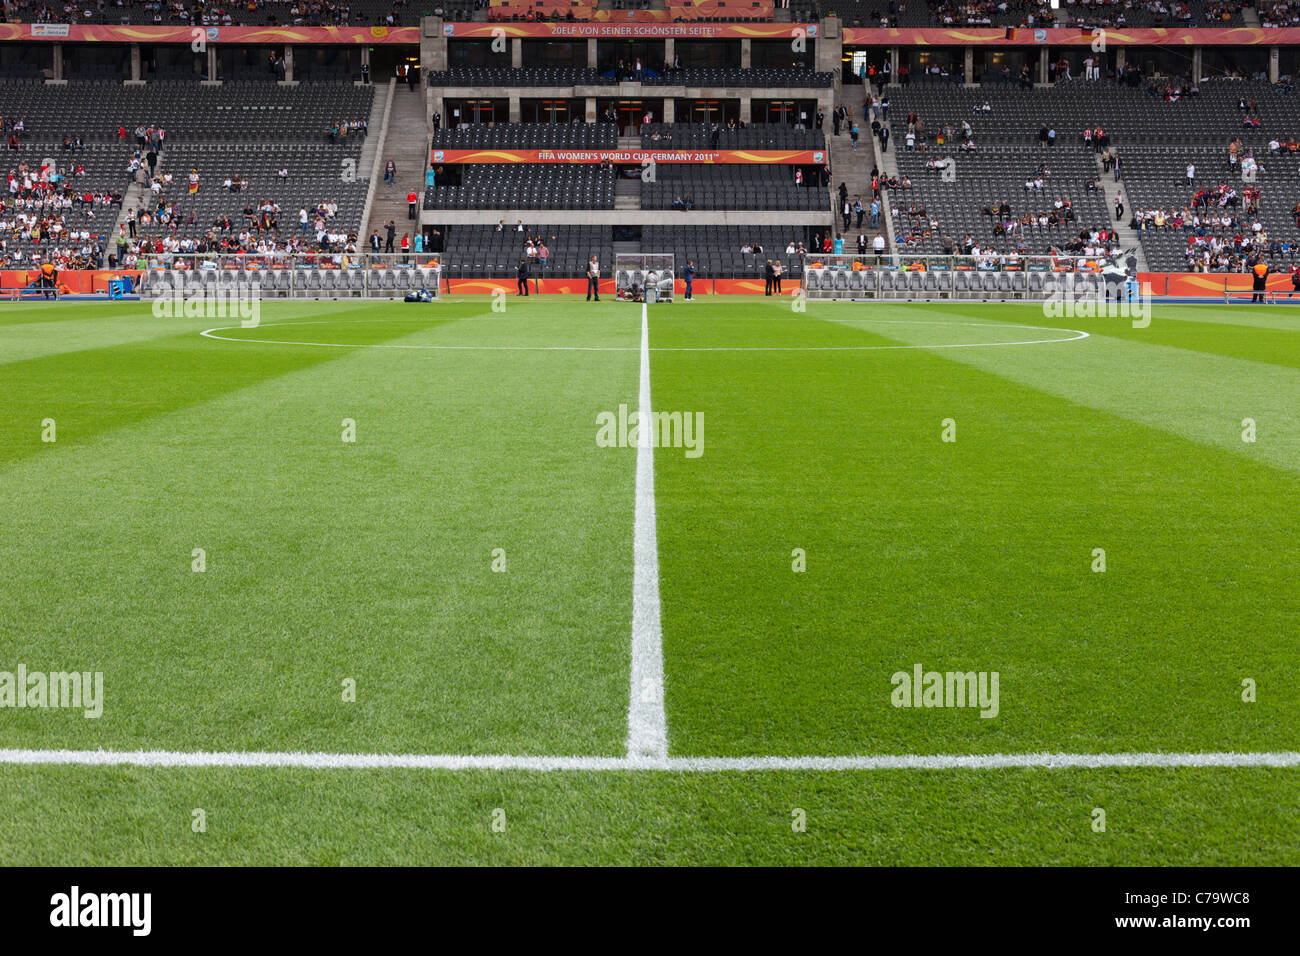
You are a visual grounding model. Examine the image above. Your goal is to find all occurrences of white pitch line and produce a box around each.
[627,301,668,764]
[0,749,1295,772]
[199,319,1089,353]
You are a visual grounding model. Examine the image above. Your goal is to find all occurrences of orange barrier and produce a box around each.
[1,268,141,295]
[1137,272,1300,297]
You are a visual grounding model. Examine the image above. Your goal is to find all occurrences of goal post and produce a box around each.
[614,253,674,303]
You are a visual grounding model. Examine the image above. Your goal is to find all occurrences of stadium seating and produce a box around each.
[426,68,614,87]
[642,164,823,210]
[433,123,618,149]
[424,165,616,210]
[1,81,374,142]
[643,68,833,89]
[889,146,1109,255]
[640,123,826,150]
[133,141,369,244]
[0,144,125,265]
[440,224,816,279]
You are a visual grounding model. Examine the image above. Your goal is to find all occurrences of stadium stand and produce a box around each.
[2,82,375,269]
[1,144,124,267]
[425,68,615,87]
[643,68,833,89]
[875,77,1300,267]
[438,224,817,279]
[890,146,1111,255]
[639,123,826,150]
[642,164,823,210]
[424,165,616,210]
[0,81,374,141]
[433,123,618,149]
[9,7,1300,288]
[1,0,428,26]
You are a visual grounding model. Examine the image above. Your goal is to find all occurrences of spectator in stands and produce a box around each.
[385,221,396,253]
[407,188,418,220]
[384,159,396,186]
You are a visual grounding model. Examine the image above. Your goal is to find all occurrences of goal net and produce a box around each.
[614,253,674,303]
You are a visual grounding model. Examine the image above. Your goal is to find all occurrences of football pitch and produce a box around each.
[0,294,1297,865]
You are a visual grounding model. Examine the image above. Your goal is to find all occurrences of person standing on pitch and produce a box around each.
[517,257,530,296]
[586,255,600,301]
[1252,259,1270,303]
[773,259,784,295]
[683,259,695,300]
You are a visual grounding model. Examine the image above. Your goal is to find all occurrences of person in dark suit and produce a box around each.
[764,259,775,296]
[517,257,530,296]
[385,221,396,253]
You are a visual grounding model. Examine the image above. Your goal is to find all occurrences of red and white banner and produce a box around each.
[443,21,816,39]
[840,26,1300,46]
[431,148,825,164]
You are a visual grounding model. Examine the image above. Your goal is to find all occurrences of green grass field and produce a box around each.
[1,295,1297,865]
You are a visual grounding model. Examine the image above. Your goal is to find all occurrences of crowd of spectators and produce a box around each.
[2,157,117,268]
[8,0,410,26]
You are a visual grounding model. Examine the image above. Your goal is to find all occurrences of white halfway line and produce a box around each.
[628,301,669,763]
[0,750,1296,772]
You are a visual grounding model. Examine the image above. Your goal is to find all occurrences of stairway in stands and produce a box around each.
[615,177,641,210]
[1095,154,1150,272]
[824,80,885,247]
[615,134,643,209]
[366,81,429,242]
